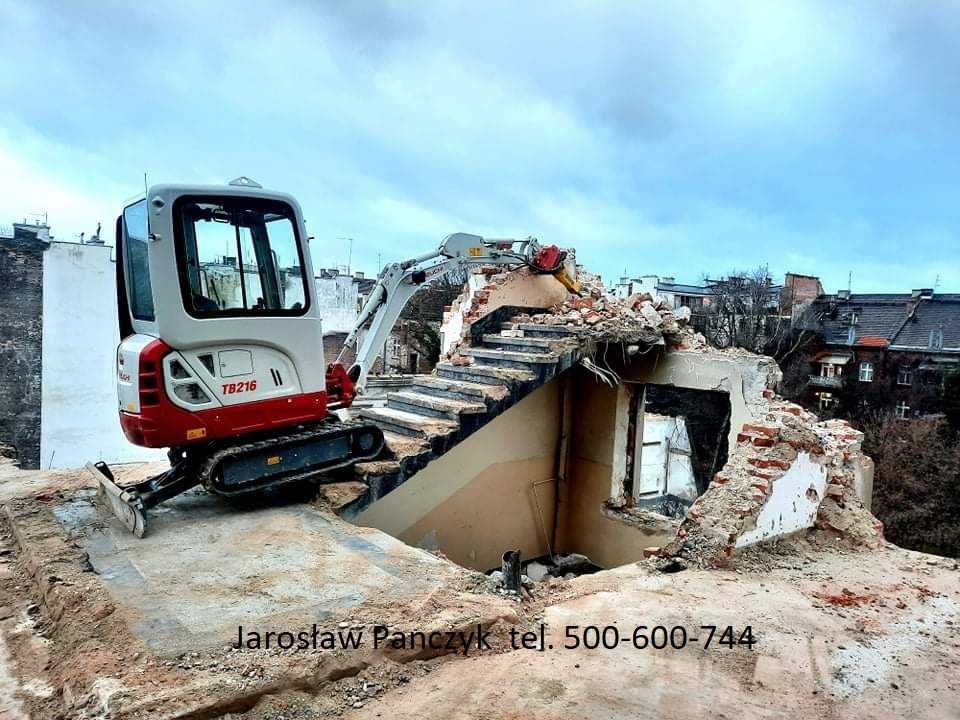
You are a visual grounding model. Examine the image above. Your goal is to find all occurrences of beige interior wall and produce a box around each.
[356,380,562,571]
[483,272,569,318]
[555,368,677,568]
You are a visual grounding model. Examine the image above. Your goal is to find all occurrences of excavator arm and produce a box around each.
[336,233,578,390]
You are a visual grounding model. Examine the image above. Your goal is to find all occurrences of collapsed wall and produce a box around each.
[434,267,883,570]
[660,395,881,567]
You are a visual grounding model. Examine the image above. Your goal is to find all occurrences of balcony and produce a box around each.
[808,374,842,389]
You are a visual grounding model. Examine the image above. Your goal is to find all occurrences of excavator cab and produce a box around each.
[97,178,383,536]
[114,178,339,450]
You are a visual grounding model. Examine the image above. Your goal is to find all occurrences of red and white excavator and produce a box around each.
[90,177,577,536]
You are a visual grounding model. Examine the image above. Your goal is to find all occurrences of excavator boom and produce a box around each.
[340,232,579,388]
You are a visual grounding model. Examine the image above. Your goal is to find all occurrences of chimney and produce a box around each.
[836,289,850,300]
[906,288,933,316]
[354,271,364,280]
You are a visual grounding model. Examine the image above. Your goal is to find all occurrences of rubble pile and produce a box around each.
[661,393,884,568]
[445,267,709,361]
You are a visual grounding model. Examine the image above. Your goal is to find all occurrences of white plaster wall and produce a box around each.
[40,242,165,469]
[439,273,485,356]
[735,452,827,548]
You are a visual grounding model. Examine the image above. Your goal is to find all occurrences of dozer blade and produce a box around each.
[87,462,147,538]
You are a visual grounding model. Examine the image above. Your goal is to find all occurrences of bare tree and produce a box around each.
[397,266,470,365]
[696,265,782,353]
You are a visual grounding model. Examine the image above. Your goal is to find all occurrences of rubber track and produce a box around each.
[198,420,384,495]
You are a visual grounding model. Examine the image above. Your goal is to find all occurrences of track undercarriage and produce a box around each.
[89,420,385,537]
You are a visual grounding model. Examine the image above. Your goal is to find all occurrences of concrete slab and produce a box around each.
[51,488,457,656]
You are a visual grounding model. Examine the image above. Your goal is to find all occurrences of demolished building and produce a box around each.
[0,266,955,720]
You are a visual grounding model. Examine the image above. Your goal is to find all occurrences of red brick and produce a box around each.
[747,457,791,471]
[743,423,779,439]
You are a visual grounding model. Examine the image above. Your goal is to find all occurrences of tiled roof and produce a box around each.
[812,294,960,351]
[891,301,960,350]
[819,301,907,345]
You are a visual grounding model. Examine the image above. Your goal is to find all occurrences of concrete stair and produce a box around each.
[357,406,458,438]
[513,323,577,338]
[337,322,588,518]
[480,334,555,353]
[385,391,487,421]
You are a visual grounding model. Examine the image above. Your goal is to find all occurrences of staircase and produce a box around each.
[335,323,584,518]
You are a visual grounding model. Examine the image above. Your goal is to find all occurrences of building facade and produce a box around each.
[797,289,960,418]
[0,225,48,468]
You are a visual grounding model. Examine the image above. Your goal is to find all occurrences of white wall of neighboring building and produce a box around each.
[316,274,361,333]
[40,242,165,469]
[613,274,661,300]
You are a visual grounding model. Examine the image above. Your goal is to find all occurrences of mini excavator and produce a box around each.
[90,177,578,536]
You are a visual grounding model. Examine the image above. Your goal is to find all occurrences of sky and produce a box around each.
[1,0,959,293]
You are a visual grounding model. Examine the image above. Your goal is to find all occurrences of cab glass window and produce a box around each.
[123,200,155,321]
[174,197,308,317]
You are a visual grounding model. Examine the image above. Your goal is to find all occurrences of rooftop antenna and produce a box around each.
[337,237,354,275]
[847,270,852,294]
[934,273,941,291]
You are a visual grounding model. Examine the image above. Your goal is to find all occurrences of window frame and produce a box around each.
[122,199,156,322]
[172,195,310,319]
[858,361,873,382]
[897,368,913,386]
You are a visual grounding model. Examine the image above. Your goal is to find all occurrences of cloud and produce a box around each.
[1,1,958,292]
